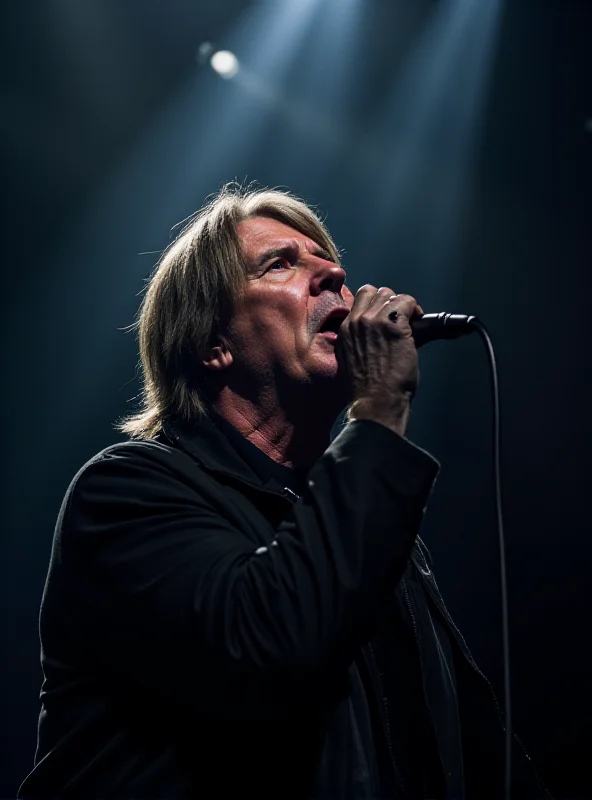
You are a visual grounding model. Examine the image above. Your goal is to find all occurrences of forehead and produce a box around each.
[237,216,324,261]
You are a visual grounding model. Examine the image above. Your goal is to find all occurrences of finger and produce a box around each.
[347,284,379,319]
[353,285,400,320]
[380,293,418,323]
[349,287,422,325]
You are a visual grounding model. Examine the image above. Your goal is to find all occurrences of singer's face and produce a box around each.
[226,216,353,390]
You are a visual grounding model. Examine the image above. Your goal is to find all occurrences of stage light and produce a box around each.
[210,50,240,79]
[196,42,214,65]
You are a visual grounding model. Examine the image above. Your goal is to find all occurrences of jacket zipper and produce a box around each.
[401,574,421,665]
[412,548,501,715]
[364,642,403,792]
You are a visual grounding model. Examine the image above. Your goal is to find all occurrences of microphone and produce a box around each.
[410,312,477,346]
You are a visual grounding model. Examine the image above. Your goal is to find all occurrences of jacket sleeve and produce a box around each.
[50,419,439,718]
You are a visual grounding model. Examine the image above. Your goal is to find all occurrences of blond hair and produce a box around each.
[117,183,341,439]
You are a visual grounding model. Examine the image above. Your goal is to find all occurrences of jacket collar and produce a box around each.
[159,413,297,500]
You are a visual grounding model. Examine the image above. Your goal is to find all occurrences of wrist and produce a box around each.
[347,395,411,437]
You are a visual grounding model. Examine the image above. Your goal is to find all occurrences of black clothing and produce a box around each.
[19,414,550,799]
[211,411,459,797]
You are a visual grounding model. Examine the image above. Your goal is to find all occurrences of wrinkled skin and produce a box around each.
[204,216,422,468]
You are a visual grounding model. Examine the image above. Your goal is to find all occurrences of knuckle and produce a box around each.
[392,294,417,314]
[356,315,372,329]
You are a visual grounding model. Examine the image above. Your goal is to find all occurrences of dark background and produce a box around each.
[1,1,590,797]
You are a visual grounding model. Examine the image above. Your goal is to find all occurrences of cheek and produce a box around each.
[238,287,305,339]
[245,311,294,341]
[231,306,298,358]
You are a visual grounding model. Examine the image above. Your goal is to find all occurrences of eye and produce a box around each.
[266,258,291,272]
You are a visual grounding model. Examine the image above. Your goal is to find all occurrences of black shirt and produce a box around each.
[209,412,464,799]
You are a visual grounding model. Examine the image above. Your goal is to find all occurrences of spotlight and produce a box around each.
[210,50,240,79]
[196,41,214,64]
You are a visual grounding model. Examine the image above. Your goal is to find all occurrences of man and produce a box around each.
[19,185,550,798]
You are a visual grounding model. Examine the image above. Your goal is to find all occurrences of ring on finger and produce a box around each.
[388,294,399,322]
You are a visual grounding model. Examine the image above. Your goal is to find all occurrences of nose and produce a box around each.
[309,257,347,297]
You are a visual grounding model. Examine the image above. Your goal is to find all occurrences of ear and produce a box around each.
[202,337,233,372]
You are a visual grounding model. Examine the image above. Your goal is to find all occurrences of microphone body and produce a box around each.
[411,312,477,346]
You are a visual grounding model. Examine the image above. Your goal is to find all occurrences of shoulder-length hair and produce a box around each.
[117,183,342,439]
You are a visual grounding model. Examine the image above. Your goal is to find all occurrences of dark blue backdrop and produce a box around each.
[2,1,589,797]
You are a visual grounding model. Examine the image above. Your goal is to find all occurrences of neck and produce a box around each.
[210,383,343,471]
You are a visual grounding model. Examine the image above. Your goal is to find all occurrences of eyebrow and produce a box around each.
[252,239,336,270]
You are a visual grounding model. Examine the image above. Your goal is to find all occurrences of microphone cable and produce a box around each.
[471,317,513,800]
[414,313,512,798]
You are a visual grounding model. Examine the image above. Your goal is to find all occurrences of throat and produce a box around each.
[211,390,337,471]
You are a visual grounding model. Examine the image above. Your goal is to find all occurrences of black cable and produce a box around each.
[472,318,512,800]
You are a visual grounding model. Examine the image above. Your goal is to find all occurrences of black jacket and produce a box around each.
[19,415,550,799]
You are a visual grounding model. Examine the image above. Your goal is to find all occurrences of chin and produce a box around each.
[309,357,340,382]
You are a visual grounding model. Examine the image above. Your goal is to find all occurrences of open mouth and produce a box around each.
[317,307,349,338]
